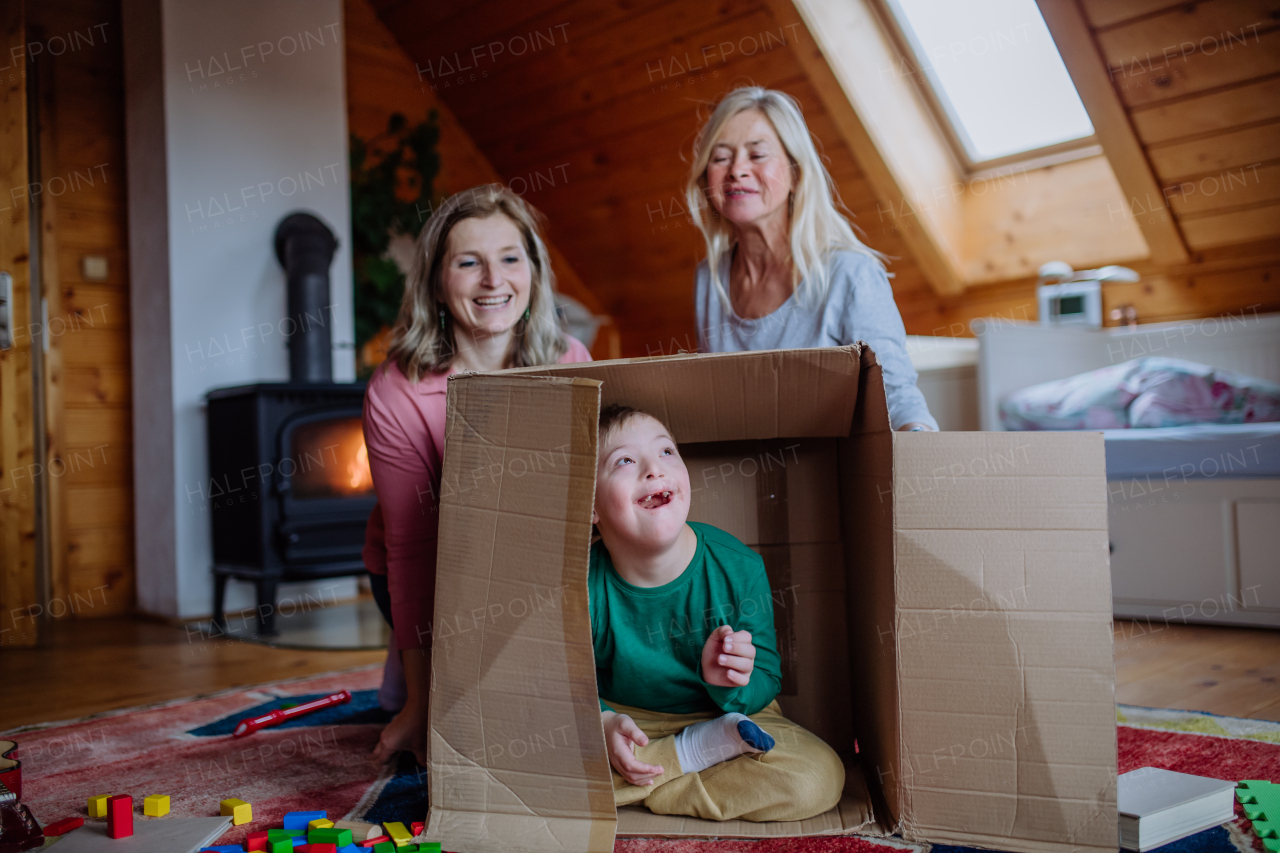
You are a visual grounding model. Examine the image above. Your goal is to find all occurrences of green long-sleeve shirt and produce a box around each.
[589,522,782,716]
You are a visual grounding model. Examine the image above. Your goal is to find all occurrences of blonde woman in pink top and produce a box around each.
[362,184,591,763]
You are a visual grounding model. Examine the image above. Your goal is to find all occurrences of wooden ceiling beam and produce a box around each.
[767,0,966,296]
[1036,0,1189,264]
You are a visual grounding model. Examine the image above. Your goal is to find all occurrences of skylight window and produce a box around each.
[882,0,1095,166]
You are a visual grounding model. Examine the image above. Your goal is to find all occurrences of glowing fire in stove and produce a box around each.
[349,443,372,491]
[289,416,375,500]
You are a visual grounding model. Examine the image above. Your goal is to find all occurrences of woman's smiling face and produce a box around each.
[704,108,794,229]
[439,214,532,339]
[592,414,691,555]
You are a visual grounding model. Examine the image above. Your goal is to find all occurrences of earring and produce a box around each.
[522,307,531,322]
[439,308,446,331]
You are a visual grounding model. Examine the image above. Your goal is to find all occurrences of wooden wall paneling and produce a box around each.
[35,40,69,616]
[1113,27,1280,109]
[63,366,130,406]
[32,0,133,618]
[0,0,39,647]
[65,486,130,528]
[60,327,131,367]
[363,0,942,352]
[1130,76,1280,144]
[1102,264,1280,321]
[1081,0,1188,30]
[1147,120,1280,181]
[1094,0,1279,67]
[344,0,619,357]
[1038,0,1189,263]
[364,0,1280,350]
[1166,162,1280,215]
[439,1,764,155]
[1178,202,1280,249]
[959,154,1149,284]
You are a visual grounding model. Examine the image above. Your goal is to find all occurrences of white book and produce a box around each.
[1118,767,1237,851]
[50,816,233,853]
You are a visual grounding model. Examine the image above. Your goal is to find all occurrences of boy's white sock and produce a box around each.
[674,713,775,774]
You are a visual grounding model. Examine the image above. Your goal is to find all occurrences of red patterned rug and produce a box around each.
[3,667,1276,851]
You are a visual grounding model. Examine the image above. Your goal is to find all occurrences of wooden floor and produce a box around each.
[0,616,385,731]
[1,616,1276,730]
[1113,618,1280,721]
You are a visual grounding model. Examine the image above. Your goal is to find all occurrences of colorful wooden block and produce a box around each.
[268,829,304,841]
[143,794,170,817]
[220,798,253,826]
[382,822,411,847]
[246,830,270,851]
[371,843,394,853]
[309,828,352,847]
[283,811,325,830]
[332,822,381,842]
[87,794,111,819]
[309,819,334,830]
[269,839,294,853]
[42,816,84,836]
[200,846,247,853]
[309,845,337,853]
[107,794,133,839]
[336,846,363,853]
[416,844,441,853]
[408,823,423,837]
[358,837,389,848]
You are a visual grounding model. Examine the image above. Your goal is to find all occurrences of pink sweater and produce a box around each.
[362,336,592,649]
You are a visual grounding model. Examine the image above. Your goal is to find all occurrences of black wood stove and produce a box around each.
[207,213,374,634]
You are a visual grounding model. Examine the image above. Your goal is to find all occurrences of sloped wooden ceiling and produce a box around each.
[368,0,1280,354]
[368,0,937,355]
[1079,0,1280,250]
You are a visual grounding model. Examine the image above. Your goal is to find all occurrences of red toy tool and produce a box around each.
[231,690,351,737]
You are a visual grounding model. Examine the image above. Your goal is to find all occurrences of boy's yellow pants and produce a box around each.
[608,699,845,822]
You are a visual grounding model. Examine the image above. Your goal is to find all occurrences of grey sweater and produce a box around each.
[695,250,938,430]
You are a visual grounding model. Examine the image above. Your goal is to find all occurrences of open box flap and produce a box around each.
[839,346,900,831]
[426,374,615,853]
[510,346,863,443]
[890,431,1118,852]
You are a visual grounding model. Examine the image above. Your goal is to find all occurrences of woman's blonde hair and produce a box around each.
[685,87,883,311]
[388,184,567,380]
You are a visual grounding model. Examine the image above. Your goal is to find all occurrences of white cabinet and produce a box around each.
[1109,480,1280,628]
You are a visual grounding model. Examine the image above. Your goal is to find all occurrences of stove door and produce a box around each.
[276,408,377,566]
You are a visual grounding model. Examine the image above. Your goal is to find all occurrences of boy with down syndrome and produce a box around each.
[590,404,845,821]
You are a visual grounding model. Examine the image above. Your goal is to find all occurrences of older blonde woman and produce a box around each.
[362,185,591,763]
[688,87,937,431]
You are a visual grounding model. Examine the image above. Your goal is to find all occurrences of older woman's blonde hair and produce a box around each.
[387,184,567,381]
[685,87,882,310]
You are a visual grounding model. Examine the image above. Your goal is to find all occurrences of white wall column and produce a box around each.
[124,0,355,619]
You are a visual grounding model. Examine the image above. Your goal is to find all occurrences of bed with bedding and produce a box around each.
[972,313,1280,628]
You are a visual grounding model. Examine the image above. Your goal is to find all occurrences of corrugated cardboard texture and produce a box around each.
[427,375,615,853]
[682,438,843,699]
[429,346,1117,853]
[510,347,862,443]
[891,430,1117,851]
[839,348,900,831]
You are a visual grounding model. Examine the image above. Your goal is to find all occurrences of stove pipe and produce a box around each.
[274,212,338,383]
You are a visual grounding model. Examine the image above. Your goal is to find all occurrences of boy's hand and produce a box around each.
[602,710,664,786]
[701,624,756,688]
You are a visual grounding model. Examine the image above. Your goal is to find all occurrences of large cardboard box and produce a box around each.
[425,346,1117,852]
